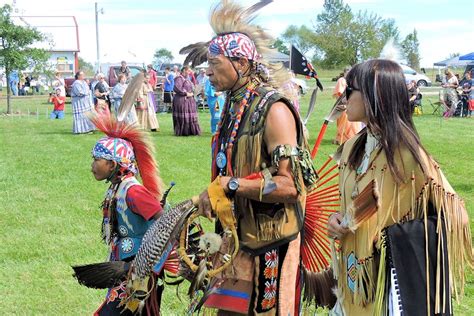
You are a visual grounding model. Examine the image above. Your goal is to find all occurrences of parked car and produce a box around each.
[400,64,432,87]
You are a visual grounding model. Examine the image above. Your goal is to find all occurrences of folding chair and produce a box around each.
[428,100,442,116]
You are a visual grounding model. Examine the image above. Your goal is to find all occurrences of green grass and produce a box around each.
[0,86,473,315]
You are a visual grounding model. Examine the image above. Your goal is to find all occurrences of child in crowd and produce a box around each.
[88,110,164,315]
[49,88,66,119]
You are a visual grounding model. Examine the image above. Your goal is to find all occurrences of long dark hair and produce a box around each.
[346,59,427,183]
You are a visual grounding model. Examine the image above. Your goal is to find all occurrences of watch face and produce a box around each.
[229,178,239,191]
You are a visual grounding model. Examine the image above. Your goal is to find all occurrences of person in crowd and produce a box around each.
[19,73,27,96]
[327,59,471,315]
[162,67,174,113]
[136,72,159,132]
[146,64,158,112]
[469,71,474,117]
[187,68,197,86]
[49,88,66,119]
[54,72,66,97]
[147,64,157,89]
[407,79,422,115]
[204,78,225,135]
[172,66,201,136]
[71,71,95,134]
[110,74,131,119]
[333,66,361,145]
[8,70,19,96]
[461,72,474,117]
[440,69,459,117]
[94,73,111,112]
[196,68,208,86]
[118,60,131,80]
[172,65,180,78]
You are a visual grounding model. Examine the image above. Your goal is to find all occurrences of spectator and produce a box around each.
[8,70,19,96]
[172,66,201,136]
[49,88,66,119]
[118,60,131,79]
[54,72,66,97]
[110,73,127,115]
[196,68,208,86]
[162,67,174,113]
[407,79,421,115]
[30,77,39,94]
[71,71,95,134]
[136,72,159,132]
[204,79,225,134]
[147,64,157,89]
[94,73,110,112]
[187,68,197,86]
[462,72,474,117]
[172,65,180,78]
[440,69,459,117]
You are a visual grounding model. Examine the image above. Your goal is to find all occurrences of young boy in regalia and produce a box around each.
[88,110,165,315]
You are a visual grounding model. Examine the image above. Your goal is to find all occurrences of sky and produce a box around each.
[2,0,473,68]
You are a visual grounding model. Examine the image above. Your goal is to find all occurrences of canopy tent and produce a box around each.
[433,56,472,67]
[264,51,290,63]
[459,52,474,61]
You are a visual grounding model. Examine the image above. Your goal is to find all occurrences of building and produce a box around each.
[11,15,80,77]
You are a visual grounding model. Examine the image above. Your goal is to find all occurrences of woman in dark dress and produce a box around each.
[172,66,201,136]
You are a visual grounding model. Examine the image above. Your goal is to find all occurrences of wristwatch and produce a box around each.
[227,177,240,198]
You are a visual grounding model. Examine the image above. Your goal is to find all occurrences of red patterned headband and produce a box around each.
[208,32,261,61]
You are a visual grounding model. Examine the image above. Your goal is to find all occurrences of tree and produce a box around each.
[401,29,420,70]
[78,57,95,76]
[0,4,48,113]
[272,38,289,55]
[281,0,401,68]
[152,48,173,68]
[281,25,315,55]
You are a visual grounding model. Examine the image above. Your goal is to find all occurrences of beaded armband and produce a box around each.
[271,144,319,193]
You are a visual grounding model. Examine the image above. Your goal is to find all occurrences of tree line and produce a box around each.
[277,0,420,70]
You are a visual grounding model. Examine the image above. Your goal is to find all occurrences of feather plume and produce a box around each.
[302,268,337,308]
[88,108,163,199]
[179,1,292,95]
[303,86,319,125]
[72,261,130,289]
[341,179,380,231]
[117,72,145,122]
[179,42,210,67]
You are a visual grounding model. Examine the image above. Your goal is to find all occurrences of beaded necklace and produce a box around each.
[212,79,258,177]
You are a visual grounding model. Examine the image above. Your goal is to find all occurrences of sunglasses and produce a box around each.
[345,84,360,99]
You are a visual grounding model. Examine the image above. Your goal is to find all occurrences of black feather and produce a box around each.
[179,42,210,67]
[316,78,324,91]
[72,261,130,289]
[242,0,273,18]
[303,85,319,125]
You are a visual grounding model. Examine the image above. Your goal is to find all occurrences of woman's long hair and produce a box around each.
[346,59,427,183]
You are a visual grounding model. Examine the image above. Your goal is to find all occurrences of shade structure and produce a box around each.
[459,52,474,61]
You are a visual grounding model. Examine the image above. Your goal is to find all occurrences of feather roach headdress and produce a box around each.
[89,109,163,200]
[179,0,293,97]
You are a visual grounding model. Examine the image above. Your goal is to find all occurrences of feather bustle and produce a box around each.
[72,261,130,289]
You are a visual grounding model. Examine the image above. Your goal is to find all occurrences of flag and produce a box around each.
[290,45,323,91]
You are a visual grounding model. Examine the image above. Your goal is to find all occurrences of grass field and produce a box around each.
[0,80,473,315]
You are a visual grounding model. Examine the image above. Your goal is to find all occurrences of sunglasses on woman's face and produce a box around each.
[345,84,360,99]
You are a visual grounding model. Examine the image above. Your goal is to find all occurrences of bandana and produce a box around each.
[92,137,138,174]
[208,32,261,61]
